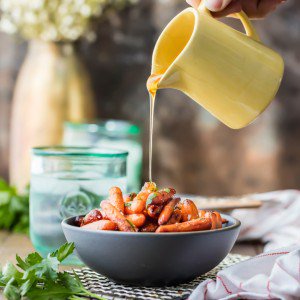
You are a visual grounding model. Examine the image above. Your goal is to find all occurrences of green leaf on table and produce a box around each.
[1,263,22,284]
[0,242,106,300]
[19,278,35,296]
[24,252,43,267]
[0,178,29,234]
[50,242,75,262]
[3,278,20,300]
[16,255,28,271]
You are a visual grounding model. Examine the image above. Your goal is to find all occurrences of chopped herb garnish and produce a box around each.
[126,219,136,230]
[124,202,132,207]
[146,192,157,207]
[163,188,170,193]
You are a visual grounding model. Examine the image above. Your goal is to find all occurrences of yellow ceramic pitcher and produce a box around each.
[151,4,284,129]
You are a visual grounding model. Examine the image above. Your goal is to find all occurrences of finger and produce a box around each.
[211,0,242,18]
[205,0,233,12]
[186,0,201,8]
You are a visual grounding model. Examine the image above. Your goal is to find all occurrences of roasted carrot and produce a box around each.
[128,182,157,214]
[158,198,180,225]
[167,206,182,224]
[82,209,102,226]
[124,193,137,203]
[199,210,223,229]
[109,186,124,214]
[147,204,163,219]
[81,220,117,231]
[146,188,176,206]
[100,201,136,232]
[156,218,212,233]
[140,220,158,232]
[181,199,199,222]
[126,214,146,228]
[222,217,229,224]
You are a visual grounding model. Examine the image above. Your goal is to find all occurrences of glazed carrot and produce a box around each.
[100,200,110,220]
[222,218,229,224]
[158,198,180,225]
[167,206,182,224]
[129,182,157,214]
[126,214,146,228]
[199,210,223,229]
[198,209,206,218]
[147,204,163,219]
[181,199,199,222]
[81,220,117,231]
[140,220,158,232]
[124,193,137,203]
[156,218,212,233]
[100,201,136,232]
[124,193,137,214]
[81,209,102,226]
[146,188,176,206]
[205,211,222,229]
[109,186,124,214]
[213,211,222,229]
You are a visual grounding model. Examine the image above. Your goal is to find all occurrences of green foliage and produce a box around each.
[0,242,105,300]
[0,179,29,234]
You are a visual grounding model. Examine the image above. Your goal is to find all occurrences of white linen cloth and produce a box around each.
[189,245,300,300]
[232,190,300,251]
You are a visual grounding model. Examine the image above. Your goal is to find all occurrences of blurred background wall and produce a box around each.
[0,0,299,196]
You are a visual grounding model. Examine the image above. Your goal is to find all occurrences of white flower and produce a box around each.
[0,0,137,41]
[0,18,17,34]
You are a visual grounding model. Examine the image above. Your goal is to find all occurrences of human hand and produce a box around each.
[186,0,286,18]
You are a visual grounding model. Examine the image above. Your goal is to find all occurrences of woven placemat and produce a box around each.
[73,254,249,300]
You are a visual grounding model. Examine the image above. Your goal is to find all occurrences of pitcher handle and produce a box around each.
[198,2,260,42]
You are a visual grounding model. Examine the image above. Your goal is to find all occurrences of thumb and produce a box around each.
[204,0,233,11]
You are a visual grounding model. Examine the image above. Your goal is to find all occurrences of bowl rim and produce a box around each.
[62,214,241,237]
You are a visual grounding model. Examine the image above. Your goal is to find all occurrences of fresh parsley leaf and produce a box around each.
[19,278,35,296]
[124,202,132,207]
[50,242,75,262]
[0,179,29,234]
[3,278,20,300]
[163,188,170,193]
[0,242,106,300]
[146,192,157,207]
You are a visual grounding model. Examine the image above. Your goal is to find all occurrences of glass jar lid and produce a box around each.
[64,120,141,137]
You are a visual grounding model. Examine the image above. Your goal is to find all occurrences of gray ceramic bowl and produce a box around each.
[62,215,240,286]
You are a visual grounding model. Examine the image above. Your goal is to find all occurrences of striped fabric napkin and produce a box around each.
[232,190,300,251]
[189,245,300,300]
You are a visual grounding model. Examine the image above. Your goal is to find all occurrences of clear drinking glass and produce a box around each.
[63,120,142,192]
[29,147,128,265]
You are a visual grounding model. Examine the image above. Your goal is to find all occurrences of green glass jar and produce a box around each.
[63,120,142,192]
[29,147,128,265]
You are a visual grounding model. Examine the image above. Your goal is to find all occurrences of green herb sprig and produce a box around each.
[0,179,29,234]
[0,242,105,300]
